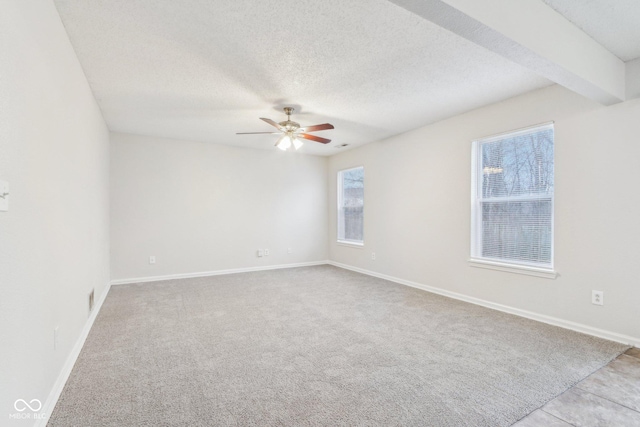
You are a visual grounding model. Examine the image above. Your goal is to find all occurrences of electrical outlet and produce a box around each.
[287,248,292,254]
[264,249,270,256]
[54,327,59,350]
[371,252,376,260]
[592,290,604,306]
[257,249,264,257]
[149,256,156,264]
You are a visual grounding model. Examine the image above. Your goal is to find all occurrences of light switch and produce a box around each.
[0,180,8,212]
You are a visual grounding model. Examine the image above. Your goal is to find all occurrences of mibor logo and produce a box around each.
[14,399,42,412]
[9,398,46,420]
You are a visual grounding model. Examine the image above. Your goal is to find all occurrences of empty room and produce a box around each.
[2,0,640,426]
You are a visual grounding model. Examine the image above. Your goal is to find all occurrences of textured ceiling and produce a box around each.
[54,0,552,155]
[542,0,640,62]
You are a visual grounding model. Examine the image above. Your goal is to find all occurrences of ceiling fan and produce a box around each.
[237,107,334,151]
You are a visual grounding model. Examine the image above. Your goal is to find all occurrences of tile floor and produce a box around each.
[513,347,640,426]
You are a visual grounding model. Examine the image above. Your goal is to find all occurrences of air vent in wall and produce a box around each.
[88,289,95,314]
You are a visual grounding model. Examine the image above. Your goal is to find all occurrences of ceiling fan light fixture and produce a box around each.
[277,135,292,151]
[237,107,334,150]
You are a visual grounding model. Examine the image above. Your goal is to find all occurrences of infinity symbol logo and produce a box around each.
[14,399,42,412]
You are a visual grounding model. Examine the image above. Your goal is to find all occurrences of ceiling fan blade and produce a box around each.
[298,123,334,133]
[298,133,331,144]
[236,132,282,135]
[260,117,284,130]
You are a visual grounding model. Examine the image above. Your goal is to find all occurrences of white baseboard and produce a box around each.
[110,260,330,286]
[327,261,639,347]
[36,282,112,427]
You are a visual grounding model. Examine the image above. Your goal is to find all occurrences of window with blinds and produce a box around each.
[337,166,364,245]
[471,123,554,270]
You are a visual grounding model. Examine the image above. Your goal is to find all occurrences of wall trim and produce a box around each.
[36,282,112,427]
[110,260,330,286]
[468,258,558,279]
[327,261,639,347]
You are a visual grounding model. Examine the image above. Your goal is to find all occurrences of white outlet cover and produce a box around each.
[0,180,8,212]
[592,290,604,306]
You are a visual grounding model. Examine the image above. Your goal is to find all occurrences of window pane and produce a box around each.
[472,124,554,269]
[481,128,553,198]
[481,200,552,264]
[340,167,364,242]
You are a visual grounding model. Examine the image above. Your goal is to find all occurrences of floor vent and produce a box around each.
[88,289,95,314]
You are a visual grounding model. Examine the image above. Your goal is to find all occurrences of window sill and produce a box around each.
[468,258,557,279]
[337,240,364,248]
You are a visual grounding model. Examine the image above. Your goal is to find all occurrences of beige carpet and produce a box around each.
[49,265,627,426]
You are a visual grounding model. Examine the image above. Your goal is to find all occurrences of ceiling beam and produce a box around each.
[626,59,640,101]
[389,0,626,105]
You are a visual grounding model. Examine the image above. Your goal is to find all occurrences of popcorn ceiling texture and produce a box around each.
[542,0,640,62]
[52,0,551,155]
[48,265,627,426]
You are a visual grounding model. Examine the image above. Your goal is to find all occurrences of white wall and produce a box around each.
[110,133,328,281]
[329,85,640,344]
[0,1,110,424]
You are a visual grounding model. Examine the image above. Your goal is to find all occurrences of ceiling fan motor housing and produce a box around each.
[279,120,300,131]
[280,107,299,131]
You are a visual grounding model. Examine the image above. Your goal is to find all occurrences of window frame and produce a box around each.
[469,122,557,279]
[337,165,365,247]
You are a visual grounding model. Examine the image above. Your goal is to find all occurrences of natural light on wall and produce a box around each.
[337,166,364,245]
[470,123,555,278]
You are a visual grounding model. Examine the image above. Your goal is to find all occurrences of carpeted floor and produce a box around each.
[49,265,627,426]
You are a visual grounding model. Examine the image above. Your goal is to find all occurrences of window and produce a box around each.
[337,166,364,245]
[470,123,554,276]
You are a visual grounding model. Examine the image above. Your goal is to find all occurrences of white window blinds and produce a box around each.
[471,123,554,268]
[337,166,364,244]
